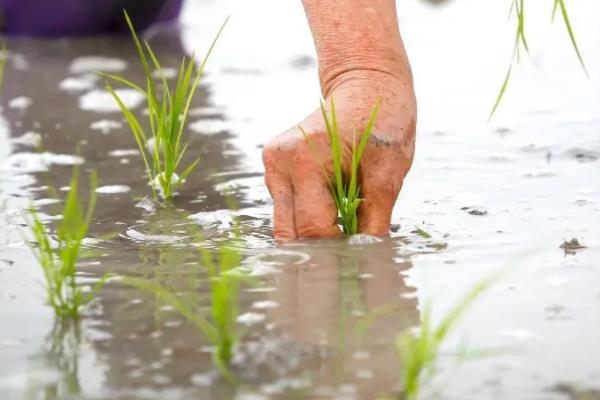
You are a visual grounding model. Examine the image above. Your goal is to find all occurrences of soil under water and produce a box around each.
[1,0,599,399]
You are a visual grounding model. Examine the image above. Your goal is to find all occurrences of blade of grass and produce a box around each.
[555,0,588,76]
[489,65,513,119]
[0,42,7,95]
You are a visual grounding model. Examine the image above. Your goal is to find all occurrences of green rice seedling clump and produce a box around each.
[396,276,496,400]
[26,168,104,318]
[301,98,379,235]
[124,241,250,378]
[105,12,227,202]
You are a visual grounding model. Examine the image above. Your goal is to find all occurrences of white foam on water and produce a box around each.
[251,300,279,310]
[90,119,123,134]
[109,149,139,157]
[32,198,60,206]
[69,56,127,74]
[59,73,99,92]
[237,312,265,326]
[1,152,84,173]
[347,234,383,246]
[79,89,144,113]
[152,67,177,80]
[189,118,229,136]
[96,185,131,194]
[11,131,41,147]
[8,96,32,110]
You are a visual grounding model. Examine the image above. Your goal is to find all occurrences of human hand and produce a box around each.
[262,69,416,240]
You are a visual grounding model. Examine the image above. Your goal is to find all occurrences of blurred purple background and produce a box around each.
[0,0,183,36]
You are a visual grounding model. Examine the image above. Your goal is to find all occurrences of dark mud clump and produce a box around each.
[461,206,488,216]
[560,238,586,255]
[550,383,600,400]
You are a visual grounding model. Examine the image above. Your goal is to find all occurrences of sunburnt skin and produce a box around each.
[262,0,416,240]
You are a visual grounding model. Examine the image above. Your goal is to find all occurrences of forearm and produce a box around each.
[301,0,412,96]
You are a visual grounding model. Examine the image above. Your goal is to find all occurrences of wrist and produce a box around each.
[318,52,412,98]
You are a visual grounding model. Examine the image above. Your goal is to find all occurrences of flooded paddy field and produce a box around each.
[1,0,599,399]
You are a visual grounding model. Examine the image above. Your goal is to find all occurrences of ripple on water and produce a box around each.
[121,226,184,245]
[189,209,234,230]
[244,249,311,266]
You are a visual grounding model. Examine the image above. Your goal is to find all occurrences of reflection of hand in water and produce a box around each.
[265,237,419,398]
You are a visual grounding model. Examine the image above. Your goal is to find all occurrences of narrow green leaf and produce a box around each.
[556,0,588,76]
[489,65,512,119]
[0,42,7,95]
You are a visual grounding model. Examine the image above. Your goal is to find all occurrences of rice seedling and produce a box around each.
[123,240,251,379]
[395,275,497,400]
[412,226,432,239]
[490,0,587,116]
[0,41,7,94]
[300,98,380,234]
[104,12,228,202]
[26,167,107,318]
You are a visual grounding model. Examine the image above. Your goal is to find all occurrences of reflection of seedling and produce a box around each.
[491,0,587,116]
[395,276,497,400]
[300,98,379,234]
[124,241,251,379]
[23,319,82,399]
[105,12,228,202]
[26,167,107,318]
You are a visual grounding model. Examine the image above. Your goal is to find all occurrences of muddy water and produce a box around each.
[1,0,600,399]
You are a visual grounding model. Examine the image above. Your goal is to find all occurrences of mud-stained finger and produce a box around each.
[357,178,401,236]
[292,170,340,239]
[265,171,297,240]
[266,174,296,240]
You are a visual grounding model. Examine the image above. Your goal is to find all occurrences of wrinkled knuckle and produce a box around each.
[274,226,296,241]
[291,142,312,166]
[362,177,401,201]
[262,143,279,168]
[297,222,338,239]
